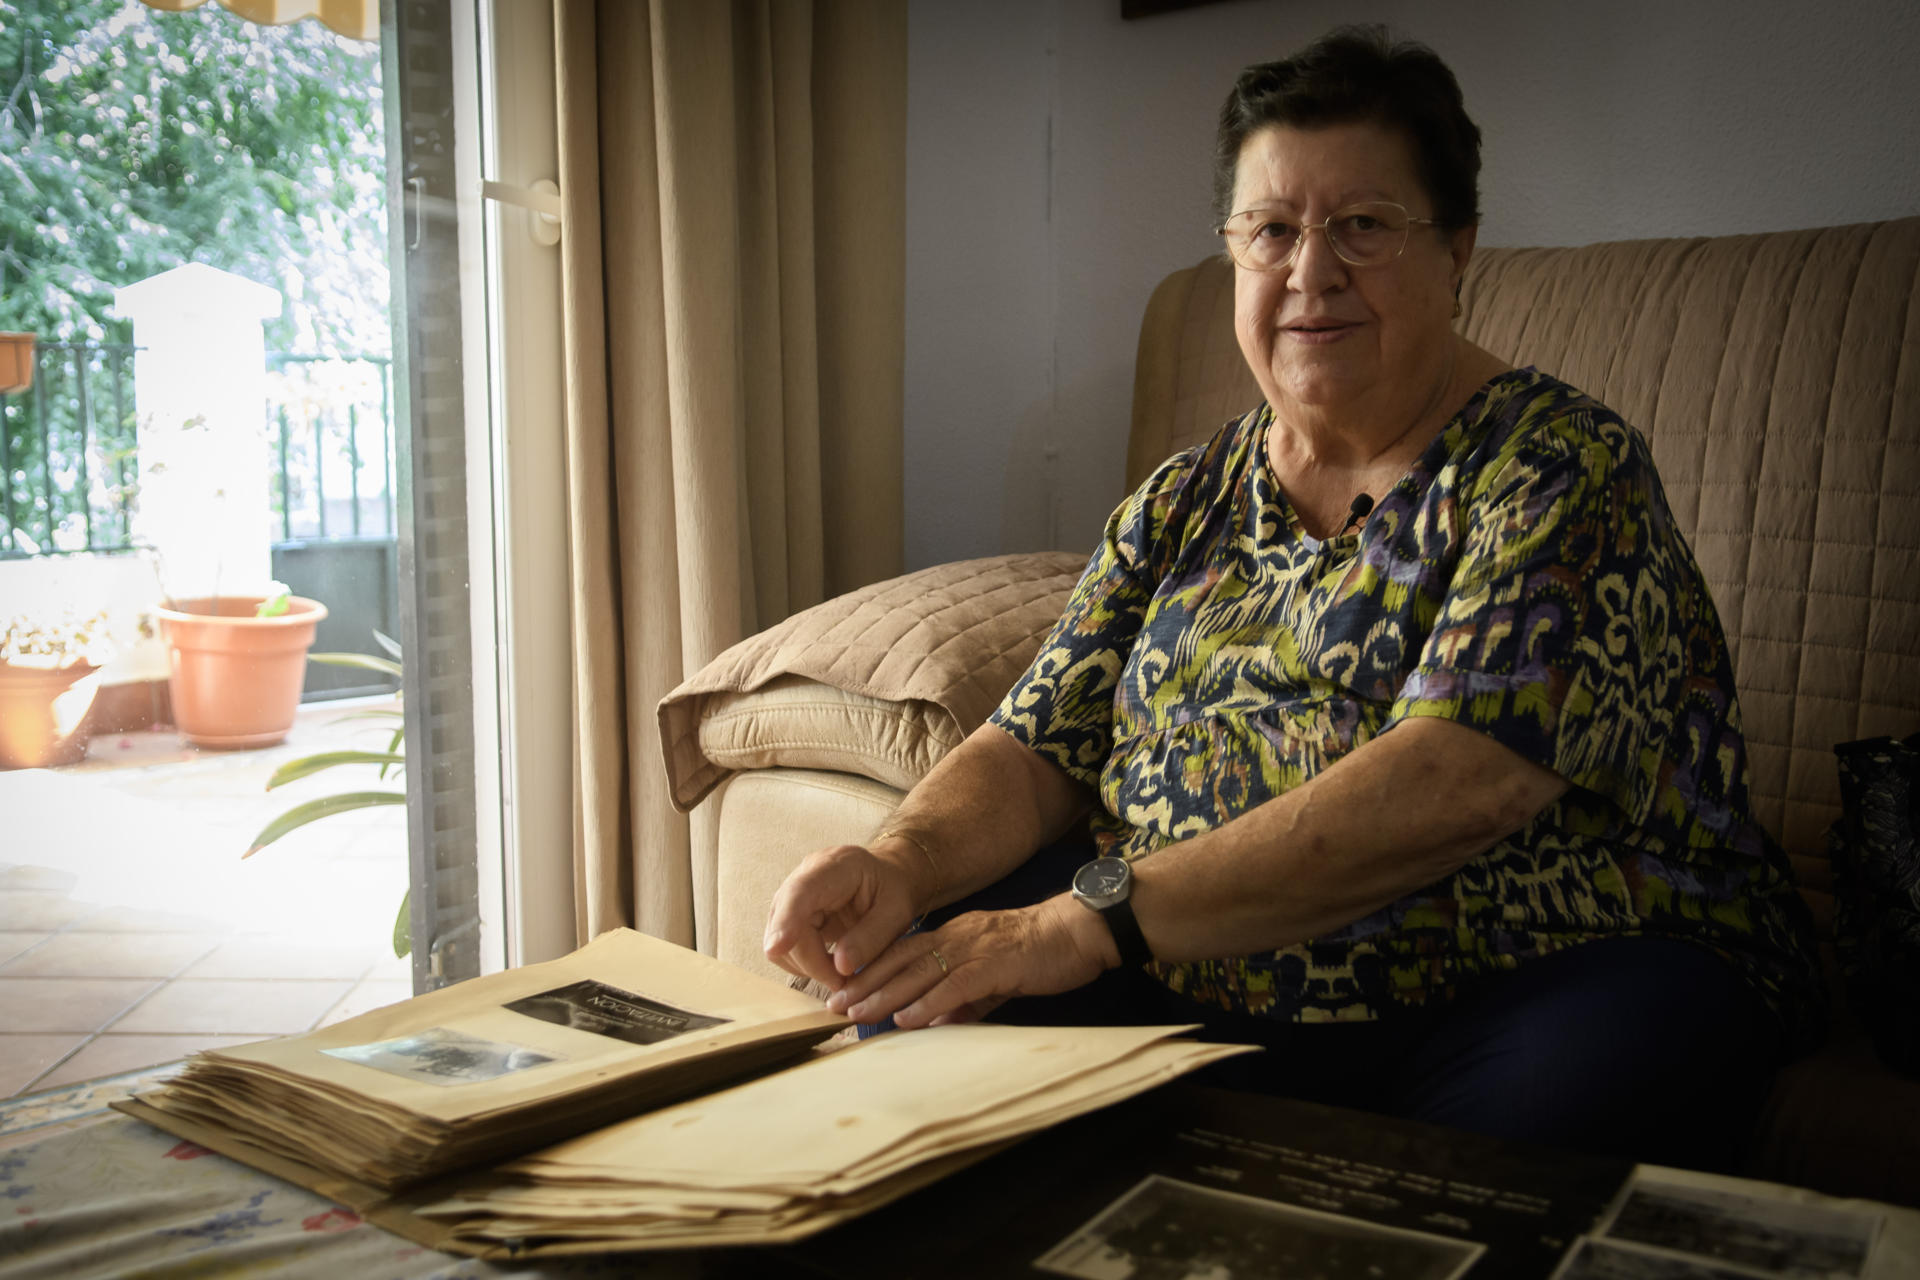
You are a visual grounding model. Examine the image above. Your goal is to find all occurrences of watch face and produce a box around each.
[1073,857,1130,905]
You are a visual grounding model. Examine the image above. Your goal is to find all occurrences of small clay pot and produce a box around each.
[0,332,35,395]
[155,596,328,749]
[0,660,99,769]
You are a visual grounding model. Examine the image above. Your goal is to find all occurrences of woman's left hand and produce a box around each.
[825,894,1117,1029]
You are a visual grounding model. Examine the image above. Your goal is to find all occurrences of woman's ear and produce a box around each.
[1447,223,1478,292]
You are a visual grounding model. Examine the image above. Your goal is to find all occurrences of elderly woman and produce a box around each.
[764,26,1821,1170]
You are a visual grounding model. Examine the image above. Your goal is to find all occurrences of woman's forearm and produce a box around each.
[1130,716,1569,963]
[873,723,1094,914]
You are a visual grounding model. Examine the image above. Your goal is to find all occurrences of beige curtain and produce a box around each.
[555,0,906,949]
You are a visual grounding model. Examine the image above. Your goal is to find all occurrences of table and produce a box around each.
[2,1068,1915,1279]
[792,1085,1920,1280]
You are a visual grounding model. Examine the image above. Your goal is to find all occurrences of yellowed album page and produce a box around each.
[204,928,843,1121]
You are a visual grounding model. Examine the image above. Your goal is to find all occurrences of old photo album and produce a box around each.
[115,928,1252,1257]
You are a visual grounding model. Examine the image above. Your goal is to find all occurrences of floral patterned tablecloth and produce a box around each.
[0,1068,691,1280]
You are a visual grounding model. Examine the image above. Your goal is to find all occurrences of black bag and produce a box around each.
[1827,732,1920,1077]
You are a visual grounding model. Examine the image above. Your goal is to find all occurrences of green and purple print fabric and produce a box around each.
[991,368,1821,1037]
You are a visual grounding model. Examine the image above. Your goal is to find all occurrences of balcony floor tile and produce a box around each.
[109,978,357,1036]
[0,976,162,1033]
[34,1033,267,1093]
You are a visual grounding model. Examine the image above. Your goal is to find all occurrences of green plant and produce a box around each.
[254,581,292,618]
[244,630,411,956]
[4,2,389,549]
[1,0,387,352]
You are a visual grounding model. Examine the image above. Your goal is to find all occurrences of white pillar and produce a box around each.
[113,264,283,602]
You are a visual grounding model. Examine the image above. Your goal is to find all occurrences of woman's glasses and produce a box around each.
[1216,201,1439,272]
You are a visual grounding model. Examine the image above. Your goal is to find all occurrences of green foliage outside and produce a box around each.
[0,0,387,353]
[1,0,387,557]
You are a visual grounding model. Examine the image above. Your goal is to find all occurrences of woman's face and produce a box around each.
[1229,121,1474,425]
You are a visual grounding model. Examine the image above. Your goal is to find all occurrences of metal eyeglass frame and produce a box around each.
[1216,201,1441,272]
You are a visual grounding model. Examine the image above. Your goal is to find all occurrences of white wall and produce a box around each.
[903,0,1920,568]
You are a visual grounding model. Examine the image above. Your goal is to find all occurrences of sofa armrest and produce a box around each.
[657,551,1086,811]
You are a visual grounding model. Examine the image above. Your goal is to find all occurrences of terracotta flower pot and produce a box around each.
[0,660,99,769]
[156,595,328,749]
[0,332,34,394]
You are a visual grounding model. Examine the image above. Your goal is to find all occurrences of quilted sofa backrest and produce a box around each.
[1127,219,1920,869]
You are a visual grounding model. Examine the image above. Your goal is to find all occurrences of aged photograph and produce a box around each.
[322,1027,559,1087]
[504,979,731,1046]
[1551,1238,1779,1280]
[1035,1175,1482,1280]
[1603,1182,1880,1278]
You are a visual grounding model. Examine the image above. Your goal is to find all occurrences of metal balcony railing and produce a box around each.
[266,353,397,546]
[0,342,140,559]
[0,345,397,560]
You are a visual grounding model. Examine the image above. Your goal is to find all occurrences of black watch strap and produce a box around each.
[1098,895,1152,969]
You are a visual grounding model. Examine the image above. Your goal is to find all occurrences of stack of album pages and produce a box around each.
[124,928,847,1188]
[119,929,1256,1257]
[411,1021,1255,1253]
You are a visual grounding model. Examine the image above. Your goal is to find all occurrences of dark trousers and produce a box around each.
[906,835,1785,1175]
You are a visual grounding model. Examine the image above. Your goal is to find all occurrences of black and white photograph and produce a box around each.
[1551,1237,1788,1280]
[322,1027,560,1087]
[1601,1181,1881,1278]
[504,979,731,1046]
[1034,1174,1483,1280]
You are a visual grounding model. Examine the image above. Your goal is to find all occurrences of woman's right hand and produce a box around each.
[763,837,934,992]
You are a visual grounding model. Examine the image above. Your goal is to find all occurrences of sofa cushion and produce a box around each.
[658,551,1086,811]
[1459,222,1920,867]
[691,675,964,795]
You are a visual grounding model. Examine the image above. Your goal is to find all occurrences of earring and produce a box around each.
[1451,298,1463,320]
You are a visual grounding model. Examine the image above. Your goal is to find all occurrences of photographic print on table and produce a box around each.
[322,1028,560,1087]
[1550,1237,1788,1280]
[1601,1181,1880,1279]
[1034,1174,1484,1280]
[504,979,731,1046]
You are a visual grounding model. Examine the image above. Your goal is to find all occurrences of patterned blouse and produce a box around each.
[990,368,1822,1039]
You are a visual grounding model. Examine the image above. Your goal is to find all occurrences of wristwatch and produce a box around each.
[1071,856,1153,969]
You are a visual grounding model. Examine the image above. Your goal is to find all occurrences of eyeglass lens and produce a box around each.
[1224,202,1412,270]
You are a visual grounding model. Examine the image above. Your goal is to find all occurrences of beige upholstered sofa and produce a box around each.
[661,217,1920,1205]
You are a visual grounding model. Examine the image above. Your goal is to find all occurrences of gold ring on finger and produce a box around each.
[930,948,949,975]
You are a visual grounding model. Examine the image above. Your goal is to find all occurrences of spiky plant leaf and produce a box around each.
[394,889,411,958]
[245,792,406,856]
[309,651,402,678]
[379,726,405,780]
[265,751,407,790]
